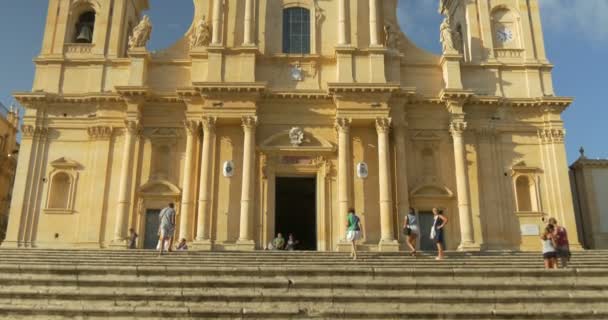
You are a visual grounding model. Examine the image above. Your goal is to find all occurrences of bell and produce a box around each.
[75,24,93,43]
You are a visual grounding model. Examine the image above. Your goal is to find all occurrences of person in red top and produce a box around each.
[549,217,570,268]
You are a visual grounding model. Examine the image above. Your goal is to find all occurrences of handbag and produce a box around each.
[430,226,436,240]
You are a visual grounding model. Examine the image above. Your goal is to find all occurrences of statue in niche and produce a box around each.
[190,16,211,49]
[384,22,400,50]
[289,127,305,146]
[440,16,457,53]
[128,15,152,49]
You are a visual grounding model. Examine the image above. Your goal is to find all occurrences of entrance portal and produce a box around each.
[275,177,317,250]
[143,209,161,249]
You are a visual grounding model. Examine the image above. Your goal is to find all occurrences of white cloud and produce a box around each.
[540,0,608,42]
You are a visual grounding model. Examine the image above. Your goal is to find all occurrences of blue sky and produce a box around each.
[0,0,606,163]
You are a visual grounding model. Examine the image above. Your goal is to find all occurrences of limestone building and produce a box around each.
[0,103,19,243]
[570,149,608,249]
[4,0,581,251]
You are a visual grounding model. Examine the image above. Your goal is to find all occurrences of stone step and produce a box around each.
[2,274,606,291]
[1,303,607,320]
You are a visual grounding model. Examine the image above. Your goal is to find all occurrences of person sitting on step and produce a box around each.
[176,238,188,251]
[272,233,285,250]
[285,233,299,251]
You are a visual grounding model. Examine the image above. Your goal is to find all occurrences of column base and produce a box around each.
[235,239,256,251]
[191,239,214,251]
[378,239,400,252]
[458,242,481,252]
[0,240,22,248]
[108,239,128,250]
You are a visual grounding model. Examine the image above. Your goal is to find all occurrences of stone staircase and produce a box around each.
[0,249,607,319]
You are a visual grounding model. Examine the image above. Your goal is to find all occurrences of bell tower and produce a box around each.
[35,0,149,93]
[441,0,549,64]
[441,0,553,97]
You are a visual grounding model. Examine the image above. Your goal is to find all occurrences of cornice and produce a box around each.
[327,83,401,94]
[571,158,608,169]
[193,82,267,94]
[263,91,332,100]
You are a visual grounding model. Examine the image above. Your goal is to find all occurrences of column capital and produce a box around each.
[538,128,565,144]
[334,117,352,133]
[87,126,113,140]
[375,117,392,134]
[124,120,142,135]
[184,120,199,136]
[449,120,467,136]
[241,115,258,130]
[201,116,217,133]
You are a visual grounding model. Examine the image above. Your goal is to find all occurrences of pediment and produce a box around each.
[410,184,454,198]
[50,157,81,170]
[138,180,181,196]
[260,129,335,152]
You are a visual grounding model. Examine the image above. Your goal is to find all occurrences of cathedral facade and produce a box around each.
[4,0,581,251]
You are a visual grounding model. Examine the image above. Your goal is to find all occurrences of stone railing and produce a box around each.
[63,43,94,56]
[494,48,525,59]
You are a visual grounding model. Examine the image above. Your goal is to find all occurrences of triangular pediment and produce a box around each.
[260,129,335,152]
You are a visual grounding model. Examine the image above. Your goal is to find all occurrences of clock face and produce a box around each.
[290,66,303,81]
[496,28,514,43]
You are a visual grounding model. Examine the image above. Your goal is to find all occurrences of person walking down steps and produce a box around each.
[158,203,176,256]
[346,208,363,260]
[403,207,420,256]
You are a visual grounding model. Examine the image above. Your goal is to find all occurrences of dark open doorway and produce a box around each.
[275,177,317,250]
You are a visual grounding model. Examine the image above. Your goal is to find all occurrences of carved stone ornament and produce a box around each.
[356,162,369,179]
[128,15,152,49]
[87,126,113,140]
[288,127,305,146]
[223,160,235,178]
[190,16,212,49]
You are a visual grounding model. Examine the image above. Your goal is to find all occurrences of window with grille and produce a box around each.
[283,7,311,54]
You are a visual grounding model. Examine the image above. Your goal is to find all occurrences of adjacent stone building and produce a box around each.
[4,0,581,251]
[0,103,19,243]
[570,149,608,249]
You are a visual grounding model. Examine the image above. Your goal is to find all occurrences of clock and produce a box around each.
[290,64,304,81]
[496,28,514,43]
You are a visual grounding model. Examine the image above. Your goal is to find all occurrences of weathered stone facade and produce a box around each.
[0,103,19,243]
[4,0,581,251]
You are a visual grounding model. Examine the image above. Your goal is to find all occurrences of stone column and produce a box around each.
[243,0,254,45]
[237,116,258,249]
[211,0,223,45]
[369,0,379,46]
[449,118,477,250]
[335,118,352,241]
[393,115,411,237]
[195,117,216,248]
[113,120,139,244]
[178,121,199,241]
[376,118,398,251]
[338,0,347,45]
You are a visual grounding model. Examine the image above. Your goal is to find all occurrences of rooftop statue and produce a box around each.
[128,15,152,49]
[440,17,457,53]
[190,16,212,49]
